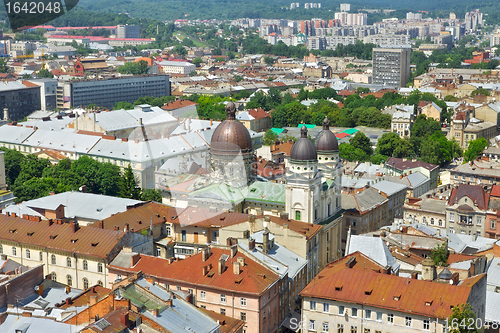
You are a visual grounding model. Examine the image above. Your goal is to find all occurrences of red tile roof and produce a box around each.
[385,157,439,172]
[91,202,178,232]
[0,215,125,259]
[448,184,489,210]
[300,252,484,319]
[58,285,111,309]
[176,207,248,228]
[265,215,321,240]
[490,185,500,198]
[161,99,198,110]
[447,253,479,265]
[199,308,246,333]
[248,108,270,120]
[109,248,280,295]
[335,132,349,139]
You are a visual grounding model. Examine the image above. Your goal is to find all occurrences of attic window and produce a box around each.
[365,289,373,295]
[96,208,103,212]
[71,239,78,243]
[207,271,215,278]
[138,221,142,224]
[9,229,16,233]
[235,277,243,284]
[393,295,401,301]
[250,188,257,192]
[91,242,99,247]
[425,300,433,306]
[50,235,57,239]
[335,286,343,291]
[27,232,34,236]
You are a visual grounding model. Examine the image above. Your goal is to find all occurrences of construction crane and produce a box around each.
[16,54,34,60]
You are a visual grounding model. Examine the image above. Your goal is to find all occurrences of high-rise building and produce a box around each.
[116,24,141,38]
[372,46,411,88]
[340,3,350,12]
[334,12,367,26]
[465,9,483,31]
[56,75,170,110]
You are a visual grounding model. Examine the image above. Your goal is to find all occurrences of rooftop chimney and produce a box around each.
[131,253,140,266]
[120,312,130,327]
[233,261,241,275]
[230,245,237,258]
[89,295,98,306]
[218,257,226,275]
[248,239,255,251]
[263,229,270,254]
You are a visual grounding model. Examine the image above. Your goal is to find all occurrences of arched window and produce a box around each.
[51,254,56,265]
[166,227,171,237]
[295,210,301,221]
[97,280,103,287]
[98,263,103,273]
[83,260,88,270]
[431,218,434,225]
[26,249,30,259]
[51,272,57,281]
[83,278,89,290]
[66,257,72,267]
[438,219,443,227]
[12,247,16,256]
[422,217,427,224]
[67,275,72,287]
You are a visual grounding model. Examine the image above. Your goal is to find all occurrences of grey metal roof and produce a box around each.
[23,129,101,154]
[4,191,142,221]
[408,223,439,236]
[486,291,500,323]
[0,315,74,333]
[347,235,400,273]
[448,233,497,254]
[418,198,447,214]
[353,162,387,174]
[406,172,429,188]
[354,187,388,212]
[22,117,75,131]
[93,105,177,131]
[487,257,500,289]
[372,180,408,196]
[0,125,35,144]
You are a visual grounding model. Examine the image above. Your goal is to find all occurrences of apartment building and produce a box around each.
[0,81,41,121]
[159,60,196,75]
[108,246,284,333]
[486,185,500,239]
[385,157,439,189]
[56,75,170,109]
[446,184,489,236]
[299,252,486,333]
[372,46,411,88]
[0,214,153,289]
[450,159,500,186]
[391,111,413,138]
[404,197,447,234]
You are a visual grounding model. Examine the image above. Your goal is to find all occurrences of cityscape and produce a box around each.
[0,1,499,333]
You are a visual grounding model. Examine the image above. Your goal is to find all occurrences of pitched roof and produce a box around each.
[199,308,246,333]
[91,201,178,232]
[248,108,270,119]
[109,248,280,295]
[161,99,198,110]
[299,253,484,319]
[385,157,438,172]
[448,184,488,210]
[0,214,125,259]
[176,207,248,228]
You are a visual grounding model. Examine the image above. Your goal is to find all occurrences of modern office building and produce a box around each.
[0,81,41,121]
[116,24,141,38]
[372,46,411,88]
[56,75,170,109]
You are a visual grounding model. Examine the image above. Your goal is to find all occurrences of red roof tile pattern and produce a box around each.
[385,157,439,172]
[447,253,479,265]
[300,253,484,319]
[109,248,280,295]
[448,184,489,210]
[161,99,198,110]
[92,202,178,232]
[265,215,321,240]
[199,308,246,333]
[248,108,270,120]
[59,286,111,309]
[490,185,500,198]
[0,215,125,259]
[177,208,248,228]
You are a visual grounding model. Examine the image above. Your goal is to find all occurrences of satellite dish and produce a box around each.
[263,221,268,228]
[34,285,39,291]
[449,279,454,285]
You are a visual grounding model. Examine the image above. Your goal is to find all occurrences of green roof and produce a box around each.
[271,128,285,135]
[342,128,359,135]
[298,124,316,129]
[245,181,286,204]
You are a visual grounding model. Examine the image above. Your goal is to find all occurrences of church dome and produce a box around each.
[315,117,339,152]
[290,126,317,162]
[210,102,252,155]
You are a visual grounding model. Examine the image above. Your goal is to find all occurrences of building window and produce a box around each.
[182,230,187,242]
[220,308,226,315]
[51,254,56,264]
[477,217,482,226]
[352,307,358,317]
[309,320,316,331]
[241,298,247,307]
[97,280,103,287]
[0,245,2,254]
[322,321,329,332]
[166,227,171,237]
[430,218,434,225]
[376,312,382,321]
[220,294,226,303]
[310,300,316,310]
[424,319,430,330]
[66,257,72,267]
[405,317,412,327]
[365,309,371,319]
[51,272,56,281]
[491,220,496,230]
[338,305,345,315]
[83,278,89,290]
[350,326,357,333]
[439,219,443,227]
[26,249,30,259]
[449,227,454,233]
[200,305,206,309]
[241,312,246,321]
[388,314,394,323]
[177,286,182,291]
[67,275,72,286]
[12,247,16,256]
[98,263,103,273]
[337,324,344,333]
[200,291,206,299]
[83,260,88,270]
[296,210,301,221]
[450,213,455,221]
[156,248,161,256]
[323,303,329,313]
[39,252,43,261]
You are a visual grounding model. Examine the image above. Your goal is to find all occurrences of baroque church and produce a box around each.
[161,102,342,225]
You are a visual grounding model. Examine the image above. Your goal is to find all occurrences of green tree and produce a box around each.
[447,303,479,333]
[117,60,149,75]
[471,88,490,96]
[37,68,54,78]
[0,147,25,186]
[349,132,373,156]
[464,137,489,162]
[234,75,243,82]
[263,56,274,65]
[430,243,449,266]
[192,57,202,67]
[119,164,141,199]
[263,130,278,145]
[113,101,134,110]
[173,45,187,57]
[339,143,368,162]
[0,59,8,73]
[140,189,162,202]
